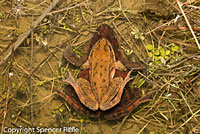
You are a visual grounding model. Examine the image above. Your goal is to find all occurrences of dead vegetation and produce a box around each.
[0,0,200,133]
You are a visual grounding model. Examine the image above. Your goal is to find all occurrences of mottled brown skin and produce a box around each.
[59,24,151,120]
[66,38,132,111]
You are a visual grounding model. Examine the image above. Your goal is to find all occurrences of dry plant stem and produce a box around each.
[157,35,197,48]
[180,91,197,122]
[145,20,174,35]
[138,122,149,134]
[145,8,195,35]
[0,0,61,65]
[112,22,130,49]
[180,75,200,99]
[167,55,200,69]
[170,109,200,134]
[188,79,200,99]
[50,0,89,14]
[134,115,162,127]
[116,114,130,134]
[30,29,34,126]
[80,6,89,24]
[1,73,11,134]
[177,108,199,122]
[176,0,200,50]
[183,0,198,5]
[26,0,47,11]
[152,31,166,49]
[159,26,200,32]
[11,92,56,109]
[0,25,16,30]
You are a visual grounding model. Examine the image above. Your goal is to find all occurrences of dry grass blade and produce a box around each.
[176,0,200,50]
[170,109,200,134]
[50,0,89,14]
[1,72,11,134]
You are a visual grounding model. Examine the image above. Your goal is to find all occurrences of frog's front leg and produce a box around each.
[63,45,87,67]
[121,57,148,76]
[65,71,98,111]
[121,57,147,70]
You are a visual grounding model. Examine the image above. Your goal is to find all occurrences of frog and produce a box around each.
[58,24,151,120]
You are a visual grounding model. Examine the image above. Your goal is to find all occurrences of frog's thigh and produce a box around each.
[100,77,123,111]
[101,69,133,110]
[77,78,98,111]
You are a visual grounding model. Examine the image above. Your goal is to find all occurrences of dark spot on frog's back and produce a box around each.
[93,81,96,86]
[93,62,98,69]
[100,64,103,68]
[100,72,103,77]
[102,79,106,83]
[93,71,98,77]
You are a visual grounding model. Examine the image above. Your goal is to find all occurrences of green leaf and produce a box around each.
[155,60,162,64]
[59,108,63,113]
[171,44,179,52]
[148,52,153,57]
[146,44,153,51]
[160,48,166,56]
[154,56,160,60]
[43,25,48,29]
[137,78,145,88]
[154,50,160,55]
[166,50,170,55]
[80,119,84,123]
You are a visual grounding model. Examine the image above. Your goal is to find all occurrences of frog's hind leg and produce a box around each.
[65,71,99,111]
[56,88,101,118]
[103,88,155,120]
[100,77,123,111]
[100,69,133,111]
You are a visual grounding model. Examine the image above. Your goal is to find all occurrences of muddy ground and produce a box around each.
[0,0,200,134]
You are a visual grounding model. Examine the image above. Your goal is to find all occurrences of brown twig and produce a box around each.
[157,35,197,48]
[176,0,200,50]
[30,24,34,126]
[0,0,60,66]
[0,25,16,30]
[1,69,12,134]
[170,109,200,134]
[183,0,198,5]
[116,114,130,134]
[145,8,196,35]
[50,0,89,14]
[159,26,200,32]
